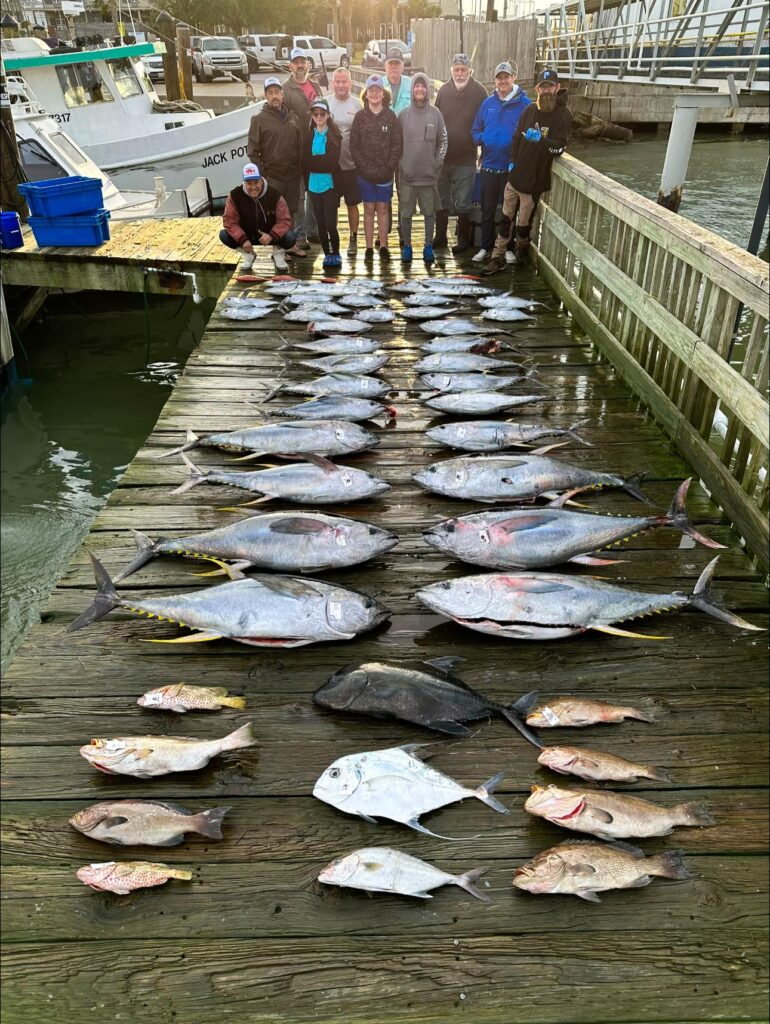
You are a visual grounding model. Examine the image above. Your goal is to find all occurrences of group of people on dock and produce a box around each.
[220,46,571,274]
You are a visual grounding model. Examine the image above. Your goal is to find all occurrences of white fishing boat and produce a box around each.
[7,73,211,219]
[2,37,262,199]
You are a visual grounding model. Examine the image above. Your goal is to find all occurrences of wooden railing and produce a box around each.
[533,155,769,571]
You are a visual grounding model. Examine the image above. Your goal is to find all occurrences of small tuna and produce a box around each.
[318,847,491,901]
[309,317,370,335]
[512,840,691,902]
[537,746,670,784]
[281,374,391,399]
[264,396,396,422]
[414,353,510,373]
[400,306,463,321]
[353,308,396,323]
[279,336,381,354]
[480,308,533,323]
[79,723,256,777]
[70,800,230,846]
[421,369,537,393]
[425,419,589,452]
[420,337,504,354]
[419,319,497,336]
[156,420,378,459]
[296,352,390,374]
[137,683,246,712]
[426,392,547,415]
[76,861,193,895]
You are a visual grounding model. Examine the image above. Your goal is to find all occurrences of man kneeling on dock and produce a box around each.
[219,163,298,273]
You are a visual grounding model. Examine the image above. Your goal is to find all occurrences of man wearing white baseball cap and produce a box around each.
[283,46,323,244]
[220,163,298,272]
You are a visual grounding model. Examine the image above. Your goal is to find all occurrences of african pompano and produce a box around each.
[76,862,193,895]
[422,479,724,569]
[415,557,761,640]
[313,657,541,744]
[171,452,390,504]
[318,847,490,901]
[519,695,656,728]
[421,369,536,393]
[70,800,230,845]
[282,373,390,398]
[512,841,691,902]
[524,784,714,840]
[414,353,509,373]
[425,392,547,415]
[264,396,396,422]
[296,352,390,374]
[412,454,649,503]
[157,420,378,459]
[537,747,670,784]
[280,336,380,354]
[79,722,256,776]
[313,744,508,838]
[419,319,496,335]
[137,683,246,712]
[425,419,588,452]
[69,552,389,647]
[115,512,398,580]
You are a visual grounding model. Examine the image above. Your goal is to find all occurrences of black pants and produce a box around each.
[479,169,508,251]
[309,189,340,255]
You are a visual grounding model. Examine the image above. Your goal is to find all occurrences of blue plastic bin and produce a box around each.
[18,176,104,218]
[1,210,24,249]
[28,208,111,247]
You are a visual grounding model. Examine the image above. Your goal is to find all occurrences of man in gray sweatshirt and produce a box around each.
[397,72,448,265]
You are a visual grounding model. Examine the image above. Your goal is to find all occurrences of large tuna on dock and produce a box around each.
[281,374,391,399]
[425,419,589,451]
[157,420,379,459]
[415,557,762,639]
[425,392,547,414]
[68,552,390,646]
[264,396,397,422]
[421,369,537,392]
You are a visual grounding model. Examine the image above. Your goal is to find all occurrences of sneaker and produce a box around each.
[322,253,334,269]
[364,247,374,261]
[239,250,255,271]
[272,247,288,272]
[379,247,391,261]
[422,245,435,264]
[471,248,488,263]
[332,253,342,267]
[482,259,505,276]
[505,249,516,265]
[347,235,358,255]
[401,245,413,263]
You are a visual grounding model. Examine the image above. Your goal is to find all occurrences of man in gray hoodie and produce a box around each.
[397,72,448,265]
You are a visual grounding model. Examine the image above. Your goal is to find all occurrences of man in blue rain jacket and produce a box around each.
[470,60,530,266]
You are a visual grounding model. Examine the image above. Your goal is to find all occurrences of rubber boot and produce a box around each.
[514,224,532,264]
[433,210,449,249]
[452,214,473,255]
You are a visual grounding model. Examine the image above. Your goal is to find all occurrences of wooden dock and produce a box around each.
[1,218,237,298]
[2,232,768,1022]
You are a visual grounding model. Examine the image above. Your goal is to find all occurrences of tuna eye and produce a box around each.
[368,527,378,535]
[440,582,450,590]
[445,523,455,533]
[455,472,464,482]
[329,768,340,779]
[428,466,436,473]
[364,598,374,608]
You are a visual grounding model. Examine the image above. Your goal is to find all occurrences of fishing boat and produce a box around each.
[1,36,262,199]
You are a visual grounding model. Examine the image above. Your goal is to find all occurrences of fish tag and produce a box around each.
[456,426,467,439]
[541,706,560,726]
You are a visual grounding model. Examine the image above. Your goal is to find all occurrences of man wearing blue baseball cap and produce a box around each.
[220,163,298,273]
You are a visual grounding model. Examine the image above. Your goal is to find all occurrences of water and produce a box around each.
[570,132,768,254]
[1,292,214,671]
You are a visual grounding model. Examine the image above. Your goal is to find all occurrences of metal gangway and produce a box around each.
[537,0,769,92]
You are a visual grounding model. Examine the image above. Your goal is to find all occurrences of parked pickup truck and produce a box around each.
[192,36,250,82]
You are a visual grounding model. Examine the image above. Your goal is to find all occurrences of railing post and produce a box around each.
[657,100,700,212]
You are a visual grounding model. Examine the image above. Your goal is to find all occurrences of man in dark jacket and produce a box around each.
[484,68,571,273]
[282,47,322,242]
[220,163,297,273]
[434,53,487,252]
[247,77,304,247]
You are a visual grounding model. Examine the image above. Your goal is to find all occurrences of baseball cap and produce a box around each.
[494,61,515,76]
[451,53,471,67]
[385,46,404,62]
[365,74,385,89]
[263,76,282,90]
[310,97,330,112]
[290,47,307,60]
[536,68,560,85]
[242,163,261,181]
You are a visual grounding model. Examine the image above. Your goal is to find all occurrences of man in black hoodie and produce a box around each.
[485,68,571,273]
[434,53,487,253]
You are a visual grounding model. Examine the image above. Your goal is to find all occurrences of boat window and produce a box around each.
[56,62,114,107]
[106,57,143,98]
[49,131,89,166]
[17,138,68,181]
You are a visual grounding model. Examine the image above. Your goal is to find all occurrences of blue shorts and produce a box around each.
[357,177,393,204]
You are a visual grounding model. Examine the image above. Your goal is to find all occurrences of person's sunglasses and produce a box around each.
[312,109,328,117]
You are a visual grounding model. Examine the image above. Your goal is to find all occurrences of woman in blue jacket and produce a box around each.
[470,61,531,264]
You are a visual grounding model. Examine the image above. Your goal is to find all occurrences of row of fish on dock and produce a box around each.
[68,272,757,900]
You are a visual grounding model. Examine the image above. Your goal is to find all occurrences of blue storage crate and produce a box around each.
[18,176,104,218]
[28,208,111,248]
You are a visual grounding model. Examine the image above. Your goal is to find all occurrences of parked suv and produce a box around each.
[275,35,349,70]
[192,36,249,82]
[238,33,291,72]
[363,39,411,68]
[141,52,165,82]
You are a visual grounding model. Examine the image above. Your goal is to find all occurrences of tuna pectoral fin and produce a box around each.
[529,441,569,456]
[591,624,672,640]
[663,479,726,549]
[113,530,164,583]
[690,556,765,631]
[142,630,224,644]
[66,551,121,632]
[193,806,231,840]
[191,557,247,581]
[475,772,509,814]
[455,866,492,903]
[570,554,626,566]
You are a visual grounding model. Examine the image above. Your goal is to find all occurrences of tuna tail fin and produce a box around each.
[455,866,492,903]
[567,419,592,446]
[157,428,202,459]
[66,550,121,632]
[676,801,715,827]
[689,556,764,631]
[500,705,543,748]
[663,479,726,549]
[170,452,208,495]
[220,721,257,751]
[219,695,247,709]
[193,806,231,840]
[647,850,693,880]
[475,772,509,814]
[623,472,652,504]
[113,529,164,583]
